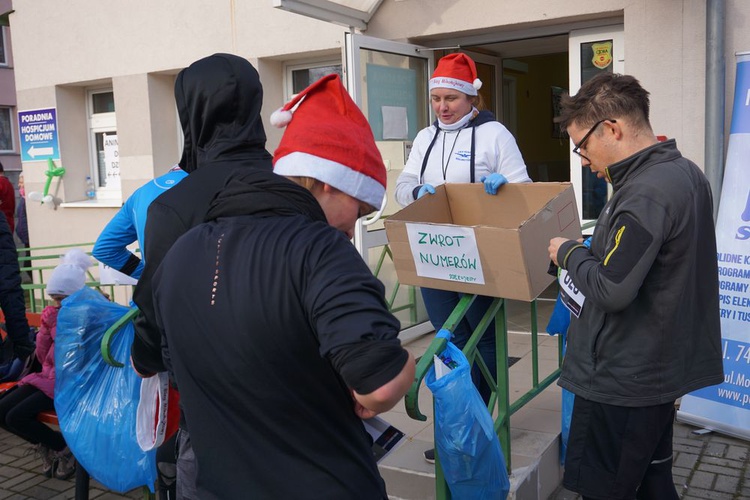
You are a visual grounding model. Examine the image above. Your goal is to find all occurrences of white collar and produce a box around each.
[437,107,478,131]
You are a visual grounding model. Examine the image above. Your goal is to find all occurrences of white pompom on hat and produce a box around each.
[270,74,386,209]
[429,53,482,96]
[46,248,92,297]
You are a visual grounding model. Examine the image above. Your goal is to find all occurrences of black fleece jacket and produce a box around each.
[152,169,405,499]
[556,140,723,406]
[131,53,273,376]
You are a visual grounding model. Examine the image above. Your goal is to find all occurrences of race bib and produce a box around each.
[558,269,586,318]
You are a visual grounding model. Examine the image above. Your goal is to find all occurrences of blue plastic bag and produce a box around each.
[425,332,509,500]
[548,237,591,465]
[545,291,572,336]
[546,291,574,465]
[560,387,575,464]
[55,287,156,493]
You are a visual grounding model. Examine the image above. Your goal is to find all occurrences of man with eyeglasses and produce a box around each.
[548,73,723,500]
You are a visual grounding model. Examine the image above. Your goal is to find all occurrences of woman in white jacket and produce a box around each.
[395,52,531,463]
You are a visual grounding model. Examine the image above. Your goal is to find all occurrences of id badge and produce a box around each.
[558,269,585,318]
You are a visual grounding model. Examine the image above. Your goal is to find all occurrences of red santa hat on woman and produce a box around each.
[270,74,386,209]
[429,53,482,96]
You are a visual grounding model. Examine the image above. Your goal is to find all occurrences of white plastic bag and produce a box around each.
[136,371,170,451]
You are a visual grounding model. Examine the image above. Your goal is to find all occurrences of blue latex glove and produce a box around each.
[480,173,508,195]
[582,237,592,248]
[417,183,436,199]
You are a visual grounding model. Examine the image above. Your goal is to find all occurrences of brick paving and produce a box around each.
[1,408,748,499]
[550,419,750,500]
[0,428,146,499]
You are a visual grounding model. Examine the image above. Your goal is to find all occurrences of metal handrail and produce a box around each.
[16,242,118,312]
[403,216,599,497]
[100,307,139,368]
[405,294,476,421]
[373,243,418,323]
[405,292,561,498]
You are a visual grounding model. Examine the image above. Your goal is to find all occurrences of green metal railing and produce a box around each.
[405,294,563,498]
[101,306,140,368]
[373,244,418,323]
[370,238,561,492]
[17,242,118,312]
[402,220,597,498]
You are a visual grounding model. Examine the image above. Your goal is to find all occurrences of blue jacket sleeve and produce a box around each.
[92,198,143,278]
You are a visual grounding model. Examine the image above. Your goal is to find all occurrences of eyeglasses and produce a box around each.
[572,119,616,162]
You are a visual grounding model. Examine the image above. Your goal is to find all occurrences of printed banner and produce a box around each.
[678,53,750,440]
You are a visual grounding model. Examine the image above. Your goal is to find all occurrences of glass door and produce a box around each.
[569,25,624,231]
[344,33,434,339]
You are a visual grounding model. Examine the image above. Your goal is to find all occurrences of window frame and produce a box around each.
[86,88,119,200]
[284,57,343,102]
[0,27,8,67]
[0,106,15,153]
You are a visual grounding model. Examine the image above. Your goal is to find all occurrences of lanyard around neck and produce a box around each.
[420,124,477,184]
[441,129,462,180]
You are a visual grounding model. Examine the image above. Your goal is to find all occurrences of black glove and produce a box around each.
[12,339,34,361]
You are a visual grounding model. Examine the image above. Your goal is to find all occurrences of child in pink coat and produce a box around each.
[0,249,90,479]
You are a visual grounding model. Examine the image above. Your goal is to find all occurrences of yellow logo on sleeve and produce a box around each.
[604,225,625,266]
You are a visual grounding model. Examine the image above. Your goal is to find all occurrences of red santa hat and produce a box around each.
[429,53,482,96]
[270,74,386,209]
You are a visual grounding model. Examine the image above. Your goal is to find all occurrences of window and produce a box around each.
[0,107,14,152]
[0,27,7,66]
[285,59,343,102]
[87,89,120,198]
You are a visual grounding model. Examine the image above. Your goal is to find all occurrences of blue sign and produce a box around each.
[678,52,750,440]
[730,60,750,134]
[18,108,60,162]
[688,338,750,410]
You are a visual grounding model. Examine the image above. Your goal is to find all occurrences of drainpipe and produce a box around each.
[705,0,725,220]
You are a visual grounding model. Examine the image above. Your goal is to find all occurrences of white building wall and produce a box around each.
[8,0,750,254]
[10,0,345,250]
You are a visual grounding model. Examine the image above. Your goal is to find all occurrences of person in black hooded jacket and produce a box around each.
[132,53,273,376]
[152,75,415,499]
[130,53,273,500]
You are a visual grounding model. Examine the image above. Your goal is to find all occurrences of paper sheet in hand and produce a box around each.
[98,262,138,285]
[434,354,453,380]
[363,416,406,463]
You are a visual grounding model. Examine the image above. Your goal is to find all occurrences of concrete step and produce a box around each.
[380,428,563,499]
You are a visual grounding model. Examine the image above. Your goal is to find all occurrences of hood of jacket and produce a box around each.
[175,53,272,173]
[205,169,327,224]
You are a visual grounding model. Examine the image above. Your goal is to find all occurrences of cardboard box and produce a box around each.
[384,182,581,301]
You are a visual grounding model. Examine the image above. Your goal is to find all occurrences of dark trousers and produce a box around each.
[175,428,198,500]
[156,432,177,500]
[564,397,679,500]
[0,385,66,451]
[421,287,497,403]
